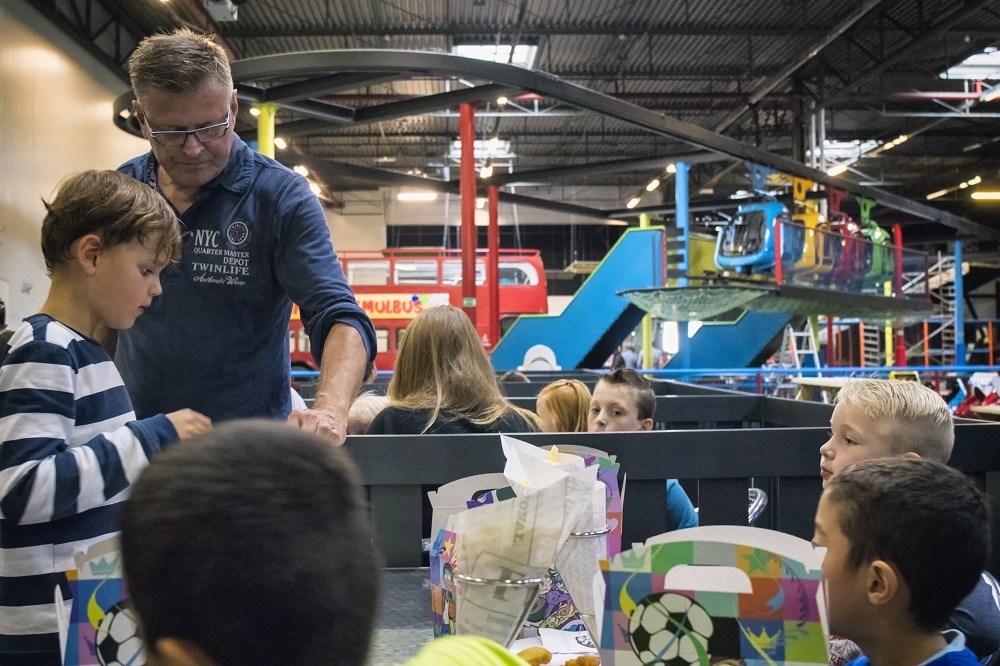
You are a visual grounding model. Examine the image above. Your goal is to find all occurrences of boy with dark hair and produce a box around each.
[814,457,991,666]
[121,420,532,666]
[0,170,210,664]
[120,420,380,666]
[588,368,698,531]
[820,378,1000,662]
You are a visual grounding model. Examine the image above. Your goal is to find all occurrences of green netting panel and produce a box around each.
[623,287,768,320]
[622,284,935,324]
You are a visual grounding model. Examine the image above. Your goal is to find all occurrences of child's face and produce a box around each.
[819,401,894,486]
[588,382,652,432]
[812,491,867,641]
[91,238,169,330]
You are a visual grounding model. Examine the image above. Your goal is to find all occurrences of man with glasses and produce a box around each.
[117,28,375,444]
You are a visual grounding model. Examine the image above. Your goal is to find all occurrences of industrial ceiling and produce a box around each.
[27,0,1000,251]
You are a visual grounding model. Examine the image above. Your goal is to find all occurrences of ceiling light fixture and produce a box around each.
[479,162,494,179]
[496,96,509,105]
[971,190,1000,200]
[397,191,439,202]
[293,165,309,177]
[249,107,261,117]
[826,164,850,177]
[646,179,660,192]
[626,197,641,209]
[926,176,981,200]
[273,137,287,150]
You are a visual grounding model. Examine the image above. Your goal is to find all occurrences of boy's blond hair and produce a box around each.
[835,378,953,463]
[350,392,389,432]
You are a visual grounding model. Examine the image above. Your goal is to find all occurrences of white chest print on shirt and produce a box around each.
[190,221,251,286]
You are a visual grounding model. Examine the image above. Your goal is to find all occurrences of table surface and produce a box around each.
[370,568,434,665]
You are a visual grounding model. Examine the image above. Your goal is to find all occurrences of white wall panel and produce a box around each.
[0,2,156,322]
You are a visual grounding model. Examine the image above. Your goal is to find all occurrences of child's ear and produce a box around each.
[866,559,900,607]
[151,638,217,666]
[639,418,654,431]
[75,234,103,275]
[902,451,922,461]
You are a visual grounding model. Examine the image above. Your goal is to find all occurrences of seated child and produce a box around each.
[814,457,990,666]
[588,368,698,531]
[820,378,1000,662]
[348,390,389,435]
[536,378,591,432]
[0,170,210,664]
[120,419,531,666]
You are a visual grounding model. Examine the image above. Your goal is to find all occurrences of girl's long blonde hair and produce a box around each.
[387,305,538,433]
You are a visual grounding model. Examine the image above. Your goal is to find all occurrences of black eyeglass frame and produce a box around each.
[144,110,231,146]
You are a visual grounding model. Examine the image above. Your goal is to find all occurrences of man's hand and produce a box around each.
[165,409,212,439]
[288,407,348,446]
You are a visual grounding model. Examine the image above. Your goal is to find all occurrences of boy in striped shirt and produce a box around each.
[0,170,210,664]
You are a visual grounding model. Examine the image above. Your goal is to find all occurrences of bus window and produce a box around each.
[394,260,438,285]
[349,260,390,285]
[498,261,540,285]
[442,259,487,285]
[375,329,390,354]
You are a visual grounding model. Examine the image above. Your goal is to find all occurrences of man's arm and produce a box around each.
[287,323,366,445]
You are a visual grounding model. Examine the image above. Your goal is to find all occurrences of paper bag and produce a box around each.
[597,525,829,666]
[61,537,145,666]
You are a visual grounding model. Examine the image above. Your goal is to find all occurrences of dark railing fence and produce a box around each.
[345,387,1000,575]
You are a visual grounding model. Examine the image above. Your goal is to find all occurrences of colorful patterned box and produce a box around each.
[598,526,828,666]
[60,537,145,666]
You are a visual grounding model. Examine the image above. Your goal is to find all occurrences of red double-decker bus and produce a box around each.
[289,248,548,371]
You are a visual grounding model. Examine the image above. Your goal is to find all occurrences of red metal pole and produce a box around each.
[488,185,500,348]
[459,103,477,323]
[892,223,907,367]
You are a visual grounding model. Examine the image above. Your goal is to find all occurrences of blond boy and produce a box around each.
[818,378,999,661]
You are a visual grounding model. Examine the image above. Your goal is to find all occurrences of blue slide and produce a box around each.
[666,311,792,369]
[491,227,665,371]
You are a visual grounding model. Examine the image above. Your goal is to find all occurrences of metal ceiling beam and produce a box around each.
[217,23,999,40]
[820,0,996,110]
[713,0,885,131]
[281,155,612,219]
[229,50,999,239]
[490,153,730,186]
[219,24,828,39]
[261,73,405,104]
[354,84,522,124]
[24,0,143,83]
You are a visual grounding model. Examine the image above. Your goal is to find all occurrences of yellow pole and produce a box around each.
[253,102,280,158]
[639,213,654,369]
[884,281,893,367]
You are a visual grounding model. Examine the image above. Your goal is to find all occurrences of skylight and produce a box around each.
[452,44,538,68]
[448,138,516,161]
[940,47,1000,81]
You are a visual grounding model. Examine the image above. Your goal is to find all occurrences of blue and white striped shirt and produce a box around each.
[0,314,177,655]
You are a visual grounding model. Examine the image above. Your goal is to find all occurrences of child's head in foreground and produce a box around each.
[820,378,953,485]
[42,170,182,329]
[536,378,591,432]
[588,367,654,432]
[814,457,989,647]
[120,420,380,666]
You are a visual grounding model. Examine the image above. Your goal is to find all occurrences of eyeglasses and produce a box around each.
[145,111,231,146]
